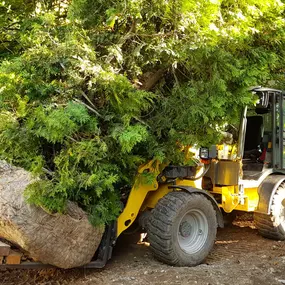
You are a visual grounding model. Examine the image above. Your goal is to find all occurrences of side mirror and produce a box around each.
[256,91,269,108]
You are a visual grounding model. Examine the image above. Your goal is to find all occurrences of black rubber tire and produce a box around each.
[147,191,217,266]
[254,182,285,240]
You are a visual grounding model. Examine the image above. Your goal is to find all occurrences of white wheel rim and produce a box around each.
[177,209,208,254]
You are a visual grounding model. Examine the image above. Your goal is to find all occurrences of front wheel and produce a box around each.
[147,191,217,266]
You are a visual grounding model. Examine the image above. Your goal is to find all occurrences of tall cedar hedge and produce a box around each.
[1,0,285,225]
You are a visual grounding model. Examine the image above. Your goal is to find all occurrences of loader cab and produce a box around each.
[203,87,285,190]
[240,87,285,180]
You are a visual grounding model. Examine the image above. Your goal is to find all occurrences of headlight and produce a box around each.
[199,147,209,159]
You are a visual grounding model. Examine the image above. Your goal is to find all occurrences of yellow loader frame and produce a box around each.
[117,160,204,236]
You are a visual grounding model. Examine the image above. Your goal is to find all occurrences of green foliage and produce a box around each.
[112,125,149,153]
[24,180,67,213]
[1,0,285,226]
[27,103,90,143]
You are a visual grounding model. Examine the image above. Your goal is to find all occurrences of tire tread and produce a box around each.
[254,182,285,241]
[148,191,217,266]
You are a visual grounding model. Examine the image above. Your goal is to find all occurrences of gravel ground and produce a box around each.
[1,214,285,285]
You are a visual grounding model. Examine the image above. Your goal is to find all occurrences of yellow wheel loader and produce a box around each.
[88,86,285,269]
[3,87,285,269]
[112,86,285,268]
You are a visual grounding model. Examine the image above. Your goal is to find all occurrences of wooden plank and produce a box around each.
[5,250,22,265]
[0,256,3,264]
[0,241,10,256]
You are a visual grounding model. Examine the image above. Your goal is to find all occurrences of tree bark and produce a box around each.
[140,69,167,91]
[0,161,105,269]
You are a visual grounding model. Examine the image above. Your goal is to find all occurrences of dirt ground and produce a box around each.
[1,214,285,285]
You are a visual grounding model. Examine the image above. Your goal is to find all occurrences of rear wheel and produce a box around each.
[254,182,285,240]
[147,191,217,266]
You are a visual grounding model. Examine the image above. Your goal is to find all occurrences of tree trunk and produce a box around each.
[0,161,105,269]
[139,69,167,91]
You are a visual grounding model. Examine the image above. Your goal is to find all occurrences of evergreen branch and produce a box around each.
[73,99,103,118]
[136,31,175,38]
[133,116,150,127]
[67,136,78,143]
[80,90,97,109]
[42,168,54,176]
